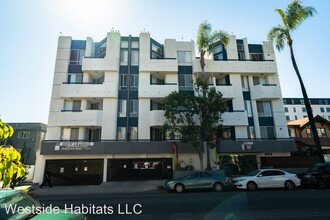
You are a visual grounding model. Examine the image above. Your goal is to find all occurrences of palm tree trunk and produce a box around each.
[200,54,212,170]
[289,45,325,163]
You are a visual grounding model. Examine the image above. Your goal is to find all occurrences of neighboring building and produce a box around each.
[7,123,47,165]
[283,98,330,121]
[34,31,295,185]
[287,115,330,160]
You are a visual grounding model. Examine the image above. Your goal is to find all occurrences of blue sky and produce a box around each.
[1,0,329,123]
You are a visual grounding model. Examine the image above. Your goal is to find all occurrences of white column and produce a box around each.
[103,158,108,182]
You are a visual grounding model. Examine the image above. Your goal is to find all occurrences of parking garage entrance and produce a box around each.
[45,159,103,185]
[107,158,173,181]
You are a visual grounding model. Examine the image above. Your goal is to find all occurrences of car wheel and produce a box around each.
[174,184,184,193]
[214,182,223,192]
[285,180,295,190]
[317,179,326,189]
[247,181,257,191]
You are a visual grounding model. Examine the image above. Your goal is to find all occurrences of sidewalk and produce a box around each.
[23,180,166,197]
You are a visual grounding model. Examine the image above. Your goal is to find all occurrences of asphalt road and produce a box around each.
[34,188,330,220]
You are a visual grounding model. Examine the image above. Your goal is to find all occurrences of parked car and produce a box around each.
[0,189,86,219]
[232,169,301,191]
[164,171,232,193]
[301,163,330,188]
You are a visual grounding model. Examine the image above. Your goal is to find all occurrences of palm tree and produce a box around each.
[268,0,324,163]
[197,21,229,169]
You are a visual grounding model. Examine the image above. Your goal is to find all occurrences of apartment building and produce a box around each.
[34,31,295,185]
[283,98,330,121]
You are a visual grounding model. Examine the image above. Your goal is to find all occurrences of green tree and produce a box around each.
[196,21,229,169]
[0,119,27,188]
[268,0,324,163]
[163,78,225,170]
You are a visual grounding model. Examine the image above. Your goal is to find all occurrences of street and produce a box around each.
[33,188,330,220]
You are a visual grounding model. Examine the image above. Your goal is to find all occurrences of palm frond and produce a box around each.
[197,21,212,51]
[275,8,289,29]
[267,25,286,51]
[210,30,230,48]
[287,0,317,30]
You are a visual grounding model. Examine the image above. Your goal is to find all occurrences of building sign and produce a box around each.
[54,141,94,151]
[242,142,254,150]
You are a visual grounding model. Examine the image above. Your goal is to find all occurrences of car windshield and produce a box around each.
[246,170,261,176]
[307,164,325,173]
[0,191,40,220]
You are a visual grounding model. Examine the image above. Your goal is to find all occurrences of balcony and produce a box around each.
[250,84,281,100]
[222,111,248,126]
[214,84,235,99]
[193,59,277,74]
[58,110,103,126]
[140,58,178,73]
[82,57,119,72]
[149,110,166,126]
[60,82,117,98]
[139,83,178,98]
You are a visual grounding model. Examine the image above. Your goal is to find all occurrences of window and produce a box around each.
[151,43,162,59]
[260,126,275,139]
[130,74,139,90]
[177,51,192,64]
[284,107,288,112]
[129,127,138,141]
[253,76,267,85]
[67,73,83,83]
[92,76,104,84]
[248,126,255,139]
[88,128,101,141]
[326,107,330,113]
[17,131,30,139]
[150,76,164,85]
[303,115,307,118]
[178,74,193,91]
[320,107,325,113]
[306,128,312,138]
[64,100,81,111]
[288,128,296,137]
[121,41,128,48]
[120,74,127,90]
[221,127,232,139]
[130,100,138,117]
[70,128,79,140]
[131,50,139,65]
[244,100,252,117]
[120,50,128,65]
[213,44,226,61]
[131,41,139,49]
[117,127,126,141]
[118,100,127,117]
[90,102,103,110]
[98,40,106,58]
[61,128,79,140]
[302,107,307,112]
[300,99,304,104]
[237,43,245,60]
[250,53,263,61]
[317,128,327,138]
[241,76,249,90]
[293,107,296,113]
[286,116,290,120]
[257,101,272,117]
[69,49,85,65]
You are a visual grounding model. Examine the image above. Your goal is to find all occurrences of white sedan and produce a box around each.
[233,169,301,191]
